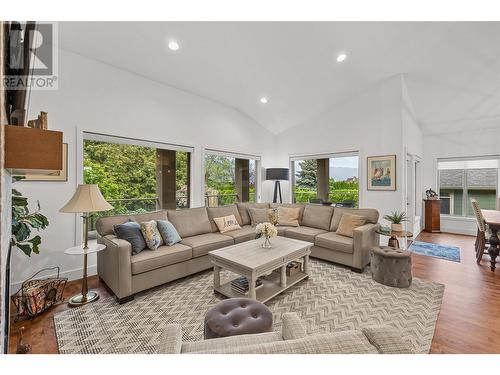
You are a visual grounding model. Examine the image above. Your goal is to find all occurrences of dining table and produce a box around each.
[482,209,500,271]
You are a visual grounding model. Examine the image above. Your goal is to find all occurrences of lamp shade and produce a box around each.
[60,184,113,213]
[266,168,289,181]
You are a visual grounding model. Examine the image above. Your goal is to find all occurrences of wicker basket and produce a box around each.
[11,267,67,320]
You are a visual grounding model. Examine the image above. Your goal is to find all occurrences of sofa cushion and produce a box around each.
[285,226,327,243]
[315,232,354,254]
[131,243,192,275]
[276,225,296,236]
[207,205,243,232]
[270,203,305,223]
[156,220,182,246]
[276,207,301,227]
[221,225,256,244]
[96,210,168,236]
[181,233,234,258]
[248,208,272,226]
[330,208,379,232]
[236,203,270,226]
[335,214,366,238]
[301,204,334,231]
[167,207,212,238]
[114,221,147,255]
[213,215,242,233]
[140,220,164,250]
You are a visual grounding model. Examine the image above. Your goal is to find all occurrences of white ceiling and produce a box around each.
[59,22,500,135]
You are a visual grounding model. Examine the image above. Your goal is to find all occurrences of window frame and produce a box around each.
[437,155,499,218]
[289,151,360,205]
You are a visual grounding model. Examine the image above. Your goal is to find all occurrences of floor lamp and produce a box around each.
[266,168,289,203]
[60,184,113,306]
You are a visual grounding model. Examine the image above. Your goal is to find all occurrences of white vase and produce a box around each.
[391,223,403,232]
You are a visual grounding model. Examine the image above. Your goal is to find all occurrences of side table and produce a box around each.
[376,228,413,249]
[64,243,106,306]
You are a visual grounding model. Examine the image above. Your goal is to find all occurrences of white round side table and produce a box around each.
[64,243,106,307]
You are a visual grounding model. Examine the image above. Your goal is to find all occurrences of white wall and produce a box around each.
[274,76,406,224]
[10,49,276,290]
[423,127,500,235]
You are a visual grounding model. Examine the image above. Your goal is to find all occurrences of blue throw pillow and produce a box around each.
[157,220,182,246]
[114,221,147,255]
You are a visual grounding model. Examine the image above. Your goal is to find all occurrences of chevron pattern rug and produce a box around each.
[53,259,444,354]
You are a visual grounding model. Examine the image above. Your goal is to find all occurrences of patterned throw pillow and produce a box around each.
[114,221,147,255]
[213,214,241,233]
[277,207,301,227]
[157,220,182,246]
[336,213,366,238]
[140,220,164,250]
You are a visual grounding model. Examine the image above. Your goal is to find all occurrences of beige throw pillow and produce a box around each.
[248,208,272,226]
[213,215,241,233]
[336,213,366,238]
[277,207,301,227]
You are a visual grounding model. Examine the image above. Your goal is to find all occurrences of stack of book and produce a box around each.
[231,276,263,295]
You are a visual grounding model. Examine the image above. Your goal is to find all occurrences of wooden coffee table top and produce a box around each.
[209,236,312,271]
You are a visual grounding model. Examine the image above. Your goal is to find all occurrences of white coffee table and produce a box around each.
[209,236,312,303]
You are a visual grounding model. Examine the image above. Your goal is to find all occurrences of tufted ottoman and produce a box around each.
[371,246,412,288]
[204,298,273,339]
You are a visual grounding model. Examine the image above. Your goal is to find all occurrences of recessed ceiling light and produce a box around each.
[168,40,180,51]
[259,97,268,104]
[336,52,347,63]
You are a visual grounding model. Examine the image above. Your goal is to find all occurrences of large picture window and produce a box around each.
[438,157,498,217]
[204,150,259,207]
[83,134,192,230]
[291,153,359,207]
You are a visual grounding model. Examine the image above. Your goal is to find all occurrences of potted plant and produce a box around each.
[383,211,408,232]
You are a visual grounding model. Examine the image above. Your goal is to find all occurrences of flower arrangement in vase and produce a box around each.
[255,222,278,248]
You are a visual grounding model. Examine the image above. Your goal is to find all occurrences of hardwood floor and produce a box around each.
[8,232,500,354]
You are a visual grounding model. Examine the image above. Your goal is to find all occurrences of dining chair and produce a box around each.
[470,199,489,263]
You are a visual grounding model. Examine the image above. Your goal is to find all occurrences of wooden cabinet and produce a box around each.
[424,199,441,233]
[4,125,63,175]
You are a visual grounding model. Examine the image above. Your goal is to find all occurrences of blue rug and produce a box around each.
[409,241,461,262]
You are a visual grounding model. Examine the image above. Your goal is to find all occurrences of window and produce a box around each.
[438,157,498,217]
[291,153,359,207]
[204,150,259,207]
[83,133,192,231]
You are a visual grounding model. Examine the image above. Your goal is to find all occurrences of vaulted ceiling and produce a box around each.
[59,22,500,135]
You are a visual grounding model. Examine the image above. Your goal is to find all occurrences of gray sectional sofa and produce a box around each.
[96,203,380,303]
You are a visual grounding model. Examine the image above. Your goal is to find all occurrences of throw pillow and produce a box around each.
[213,214,241,233]
[336,213,366,238]
[140,220,164,250]
[157,220,182,246]
[277,207,301,227]
[248,207,272,226]
[114,221,147,255]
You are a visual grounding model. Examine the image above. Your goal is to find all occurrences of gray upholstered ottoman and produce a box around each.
[204,298,273,339]
[371,246,412,288]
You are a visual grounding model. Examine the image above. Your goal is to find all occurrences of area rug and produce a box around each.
[409,241,461,262]
[53,259,444,354]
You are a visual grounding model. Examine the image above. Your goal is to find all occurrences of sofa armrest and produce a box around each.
[157,324,183,354]
[97,235,133,299]
[281,312,307,340]
[352,223,380,270]
[361,325,414,353]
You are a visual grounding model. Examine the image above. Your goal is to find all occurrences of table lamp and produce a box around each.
[266,168,289,203]
[60,184,113,306]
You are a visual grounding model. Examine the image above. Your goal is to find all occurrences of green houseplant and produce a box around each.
[383,210,408,232]
[11,179,49,256]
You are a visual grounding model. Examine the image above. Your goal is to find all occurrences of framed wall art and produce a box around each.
[367,154,396,191]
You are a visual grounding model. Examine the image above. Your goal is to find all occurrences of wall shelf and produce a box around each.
[4,125,63,175]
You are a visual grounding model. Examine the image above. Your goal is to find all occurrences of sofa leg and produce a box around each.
[350,267,363,273]
[118,295,134,304]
